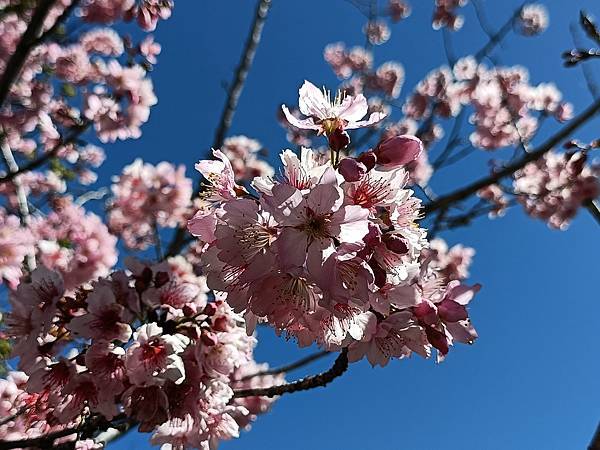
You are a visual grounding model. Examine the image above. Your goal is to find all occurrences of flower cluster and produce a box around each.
[323,44,405,100]
[421,238,475,282]
[402,57,571,150]
[0,209,34,288]
[2,259,278,448]
[432,0,469,31]
[518,4,549,36]
[220,135,274,183]
[29,197,118,289]
[0,0,171,205]
[388,0,412,22]
[108,159,193,249]
[513,150,600,229]
[190,82,480,366]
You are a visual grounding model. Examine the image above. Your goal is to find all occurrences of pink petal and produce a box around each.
[306,183,343,215]
[281,105,320,130]
[335,93,368,122]
[345,111,386,130]
[298,80,329,118]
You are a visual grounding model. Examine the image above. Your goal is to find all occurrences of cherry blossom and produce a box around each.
[281,80,386,136]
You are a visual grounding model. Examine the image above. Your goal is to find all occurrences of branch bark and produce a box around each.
[211,0,272,151]
[0,137,36,271]
[0,123,89,185]
[239,350,330,381]
[422,95,600,215]
[233,348,348,398]
[0,0,57,109]
[165,0,273,258]
[589,421,600,450]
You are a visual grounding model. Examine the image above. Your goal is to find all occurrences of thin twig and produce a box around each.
[152,220,163,261]
[211,0,272,151]
[0,425,79,450]
[585,199,600,225]
[165,0,273,258]
[0,137,35,272]
[423,95,600,215]
[570,23,600,99]
[239,350,330,381]
[233,348,348,398]
[473,3,525,61]
[0,122,89,185]
[33,0,81,46]
[589,421,600,450]
[0,0,57,109]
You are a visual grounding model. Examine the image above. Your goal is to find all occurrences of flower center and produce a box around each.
[301,210,330,238]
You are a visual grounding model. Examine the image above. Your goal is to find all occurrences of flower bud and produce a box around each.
[338,158,367,182]
[201,331,218,346]
[357,150,377,171]
[374,135,422,168]
[203,303,217,316]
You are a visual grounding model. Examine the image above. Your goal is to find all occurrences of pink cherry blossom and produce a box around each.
[30,199,117,289]
[518,4,549,36]
[0,209,34,288]
[282,80,386,135]
[109,159,192,249]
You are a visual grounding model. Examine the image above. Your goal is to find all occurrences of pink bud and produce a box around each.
[212,316,229,332]
[338,158,366,182]
[201,331,218,346]
[357,150,377,171]
[375,135,422,168]
[203,303,217,316]
[437,299,468,322]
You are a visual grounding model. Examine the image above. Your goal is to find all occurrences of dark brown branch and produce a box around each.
[589,421,600,450]
[585,199,600,225]
[233,348,348,398]
[33,0,81,46]
[0,122,89,185]
[211,0,272,151]
[239,350,330,381]
[422,95,600,215]
[0,0,57,109]
[165,0,273,258]
[0,425,79,450]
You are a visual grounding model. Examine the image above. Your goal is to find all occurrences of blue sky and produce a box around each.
[105,1,600,449]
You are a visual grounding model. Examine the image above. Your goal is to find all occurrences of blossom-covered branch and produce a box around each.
[166,0,273,258]
[422,94,600,215]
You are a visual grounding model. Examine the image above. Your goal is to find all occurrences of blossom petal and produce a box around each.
[345,111,386,130]
[298,80,329,118]
[334,93,368,122]
[281,105,320,130]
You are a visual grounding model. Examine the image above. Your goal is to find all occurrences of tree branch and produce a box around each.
[0,122,89,185]
[211,0,272,151]
[0,426,79,450]
[165,0,273,258]
[422,95,600,215]
[239,350,330,381]
[33,0,81,46]
[233,348,348,398]
[589,421,600,450]
[585,199,600,225]
[473,2,525,61]
[0,137,35,272]
[0,0,57,109]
